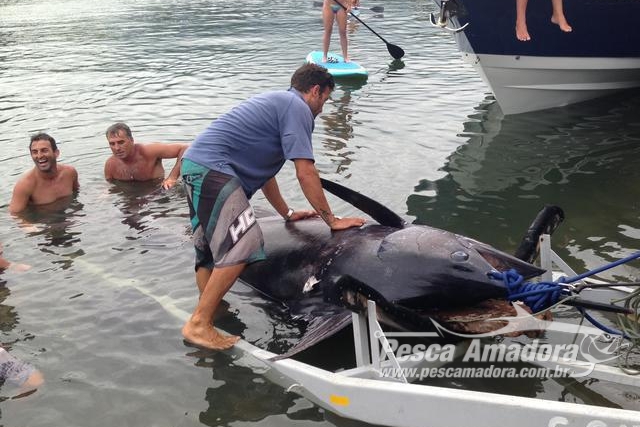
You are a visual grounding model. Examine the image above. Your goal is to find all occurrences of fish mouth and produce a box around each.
[334,275,435,331]
[334,276,545,338]
[467,239,546,279]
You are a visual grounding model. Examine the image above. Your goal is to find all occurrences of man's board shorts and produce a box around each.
[0,347,36,386]
[181,158,266,270]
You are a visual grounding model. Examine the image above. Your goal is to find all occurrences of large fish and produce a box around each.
[240,179,563,358]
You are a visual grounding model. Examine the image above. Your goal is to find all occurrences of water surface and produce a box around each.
[1,0,640,425]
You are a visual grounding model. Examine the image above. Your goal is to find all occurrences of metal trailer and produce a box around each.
[224,234,640,427]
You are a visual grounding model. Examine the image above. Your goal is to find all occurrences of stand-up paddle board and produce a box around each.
[306,51,368,78]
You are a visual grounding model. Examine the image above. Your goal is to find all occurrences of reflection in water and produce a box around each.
[17,198,84,270]
[108,179,164,234]
[194,351,319,426]
[320,81,366,174]
[0,286,18,335]
[407,90,640,278]
[107,179,187,236]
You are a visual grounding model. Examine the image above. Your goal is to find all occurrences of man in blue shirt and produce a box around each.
[181,63,366,350]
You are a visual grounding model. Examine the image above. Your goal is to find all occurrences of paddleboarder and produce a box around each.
[322,0,357,63]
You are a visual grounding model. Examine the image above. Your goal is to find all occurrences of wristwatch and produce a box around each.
[285,208,295,221]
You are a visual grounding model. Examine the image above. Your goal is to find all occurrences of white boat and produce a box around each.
[430,0,640,114]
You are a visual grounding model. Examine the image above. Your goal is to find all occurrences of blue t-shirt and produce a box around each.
[183,89,315,197]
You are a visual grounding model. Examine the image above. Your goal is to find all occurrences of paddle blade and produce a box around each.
[388,43,405,59]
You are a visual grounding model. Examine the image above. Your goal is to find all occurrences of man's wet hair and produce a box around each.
[106,122,133,139]
[290,63,335,93]
[29,133,57,152]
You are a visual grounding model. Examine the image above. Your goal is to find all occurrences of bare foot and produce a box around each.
[551,16,572,32]
[182,321,239,350]
[516,21,531,41]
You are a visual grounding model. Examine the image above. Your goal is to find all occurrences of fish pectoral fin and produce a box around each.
[334,275,433,331]
[268,312,352,361]
[334,275,389,313]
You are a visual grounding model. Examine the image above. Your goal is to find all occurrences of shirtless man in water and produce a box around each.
[9,133,80,214]
[104,122,188,190]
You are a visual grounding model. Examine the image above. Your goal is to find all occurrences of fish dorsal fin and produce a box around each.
[320,178,406,229]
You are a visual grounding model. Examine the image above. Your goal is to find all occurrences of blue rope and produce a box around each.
[579,309,627,338]
[489,263,632,337]
[562,251,640,284]
[488,269,568,312]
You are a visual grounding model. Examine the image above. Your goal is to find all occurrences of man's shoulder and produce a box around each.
[135,142,164,159]
[13,169,37,190]
[59,163,78,175]
[104,154,119,165]
[255,90,299,104]
[257,90,307,114]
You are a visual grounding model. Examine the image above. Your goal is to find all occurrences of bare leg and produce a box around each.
[551,0,572,32]
[182,263,246,350]
[195,266,212,296]
[336,9,349,61]
[515,0,531,41]
[322,3,335,62]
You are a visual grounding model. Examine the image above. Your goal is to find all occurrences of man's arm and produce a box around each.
[145,143,189,189]
[70,166,80,191]
[293,159,365,230]
[261,177,289,218]
[104,157,115,180]
[8,177,33,214]
[261,177,317,221]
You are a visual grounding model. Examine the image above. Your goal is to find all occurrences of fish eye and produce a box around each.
[450,250,469,262]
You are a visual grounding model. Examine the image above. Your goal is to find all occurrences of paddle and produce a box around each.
[331,0,405,59]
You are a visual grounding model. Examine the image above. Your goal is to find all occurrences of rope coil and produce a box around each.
[488,269,568,313]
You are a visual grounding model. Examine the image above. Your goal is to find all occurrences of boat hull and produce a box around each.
[437,0,640,113]
[463,54,640,114]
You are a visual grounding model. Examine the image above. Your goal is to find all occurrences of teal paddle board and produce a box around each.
[305,51,368,78]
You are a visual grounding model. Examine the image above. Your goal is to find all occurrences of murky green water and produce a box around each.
[1,0,640,425]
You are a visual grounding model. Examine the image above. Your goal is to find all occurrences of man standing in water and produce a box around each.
[181,63,366,350]
[104,122,188,190]
[9,133,80,214]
